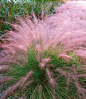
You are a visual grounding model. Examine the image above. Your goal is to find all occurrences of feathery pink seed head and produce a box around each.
[46,68,57,87]
[39,63,45,69]
[39,57,51,69]
[35,44,41,51]
[49,78,57,88]
[42,57,51,64]
[46,68,52,79]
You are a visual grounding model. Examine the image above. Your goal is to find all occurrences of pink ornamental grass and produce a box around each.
[1,1,86,64]
[45,1,86,63]
[0,1,86,99]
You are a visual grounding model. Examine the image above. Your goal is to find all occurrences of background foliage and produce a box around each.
[0,0,64,36]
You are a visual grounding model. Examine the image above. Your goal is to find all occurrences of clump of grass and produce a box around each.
[1,44,86,99]
[1,46,84,99]
[0,10,86,98]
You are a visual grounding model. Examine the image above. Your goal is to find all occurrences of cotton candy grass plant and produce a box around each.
[0,13,86,99]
